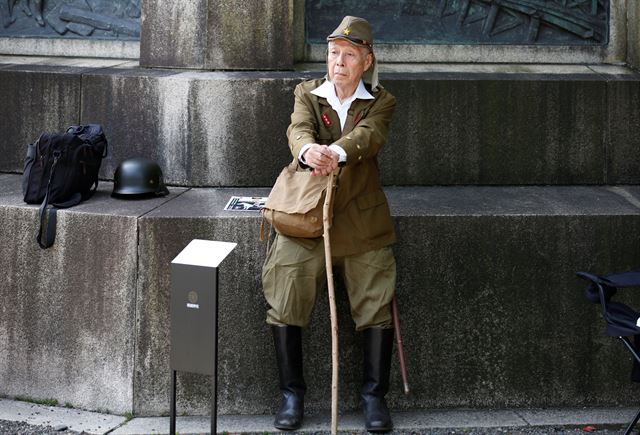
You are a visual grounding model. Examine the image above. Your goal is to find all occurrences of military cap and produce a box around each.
[326,16,380,90]
[327,16,373,49]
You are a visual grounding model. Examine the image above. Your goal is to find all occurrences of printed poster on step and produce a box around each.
[224,196,267,211]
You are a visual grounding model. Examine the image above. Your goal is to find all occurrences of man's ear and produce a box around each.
[364,51,373,71]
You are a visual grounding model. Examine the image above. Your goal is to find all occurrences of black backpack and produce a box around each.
[22,124,108,249]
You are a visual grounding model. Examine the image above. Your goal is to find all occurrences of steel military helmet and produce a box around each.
[112,157,169,198]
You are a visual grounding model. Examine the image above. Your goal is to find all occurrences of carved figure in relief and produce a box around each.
[3,0,44,28]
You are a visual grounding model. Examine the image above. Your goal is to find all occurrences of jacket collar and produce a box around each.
[310,79,374,107]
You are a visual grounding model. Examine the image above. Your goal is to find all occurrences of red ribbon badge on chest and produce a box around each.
[354,111,364,126]
[321,112,332,128]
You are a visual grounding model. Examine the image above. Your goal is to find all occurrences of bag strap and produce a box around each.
[36,151,61,249]
[101,136,109,158]
[36,151,80,249]
[38,191,82,249]
[37,206,57,249]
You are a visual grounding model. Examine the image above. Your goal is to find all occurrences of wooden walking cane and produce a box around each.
[392,296,410,394]
[322,168,340,435]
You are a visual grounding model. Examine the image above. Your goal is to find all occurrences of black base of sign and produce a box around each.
[170,369,217,435]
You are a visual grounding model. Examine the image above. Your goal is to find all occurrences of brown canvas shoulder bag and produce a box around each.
[261,161,328,238]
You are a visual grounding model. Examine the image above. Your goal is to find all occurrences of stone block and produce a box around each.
[0,37,139,59]
[2,59,640,187]
[606,77,640,183]
[628,1,640,70]
[2,173,640,414]
[381,73,608,185]
[140,0,208,69]
[139,0,294,70]
[621,185,640,203]
[81,66,632,187]
[134,188,272,415]
[0,173,22,198]
[81,68,298,186]
[79,66,181,182]
[79,65,640,186]
[0,175,186,414]
[0,65,82,173]
[132,184,640,415]
[205,0,293,70]
[0,174,188,414]
[387,186,640,409]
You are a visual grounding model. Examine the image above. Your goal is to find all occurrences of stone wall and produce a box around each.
[1,60,639,187]
[2,176,640,415]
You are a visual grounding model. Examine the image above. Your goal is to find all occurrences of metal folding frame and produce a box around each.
[618,336,640,435]
[578,271,640,435]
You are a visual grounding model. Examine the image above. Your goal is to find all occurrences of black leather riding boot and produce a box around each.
[272,325,305,430]
[362,327,394,433]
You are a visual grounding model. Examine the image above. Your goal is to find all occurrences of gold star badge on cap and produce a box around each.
[343,28,350,35]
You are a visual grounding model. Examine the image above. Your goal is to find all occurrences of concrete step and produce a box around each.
[1,173,640,416]
[1,56,638,187]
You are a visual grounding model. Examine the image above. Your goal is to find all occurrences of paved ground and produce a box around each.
[0,421,629,435]
[0,398,636,434]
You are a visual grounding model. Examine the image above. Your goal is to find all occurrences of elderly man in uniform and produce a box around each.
[262,16,397,433]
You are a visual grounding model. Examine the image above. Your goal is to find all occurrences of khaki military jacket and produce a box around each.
[285,78,396,257]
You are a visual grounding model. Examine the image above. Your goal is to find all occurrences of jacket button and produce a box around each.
[358,155,363,161]
[356,144,361,149]
[346,136,352,140]
[296,135,302,140]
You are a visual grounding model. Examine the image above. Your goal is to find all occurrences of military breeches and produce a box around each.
[262,233,396,331]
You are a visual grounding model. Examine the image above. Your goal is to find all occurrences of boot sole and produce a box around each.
[274,423,302,431]
[365,424,393,433]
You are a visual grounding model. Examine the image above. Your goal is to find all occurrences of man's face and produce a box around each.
[327,39,372,91]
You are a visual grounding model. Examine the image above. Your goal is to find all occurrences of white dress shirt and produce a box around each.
[299,79,374,165]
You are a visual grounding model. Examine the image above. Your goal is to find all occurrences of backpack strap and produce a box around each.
[37,193,82,249]
[36,151,81,249]
[36,151,60,249]
[37,205,57,249]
